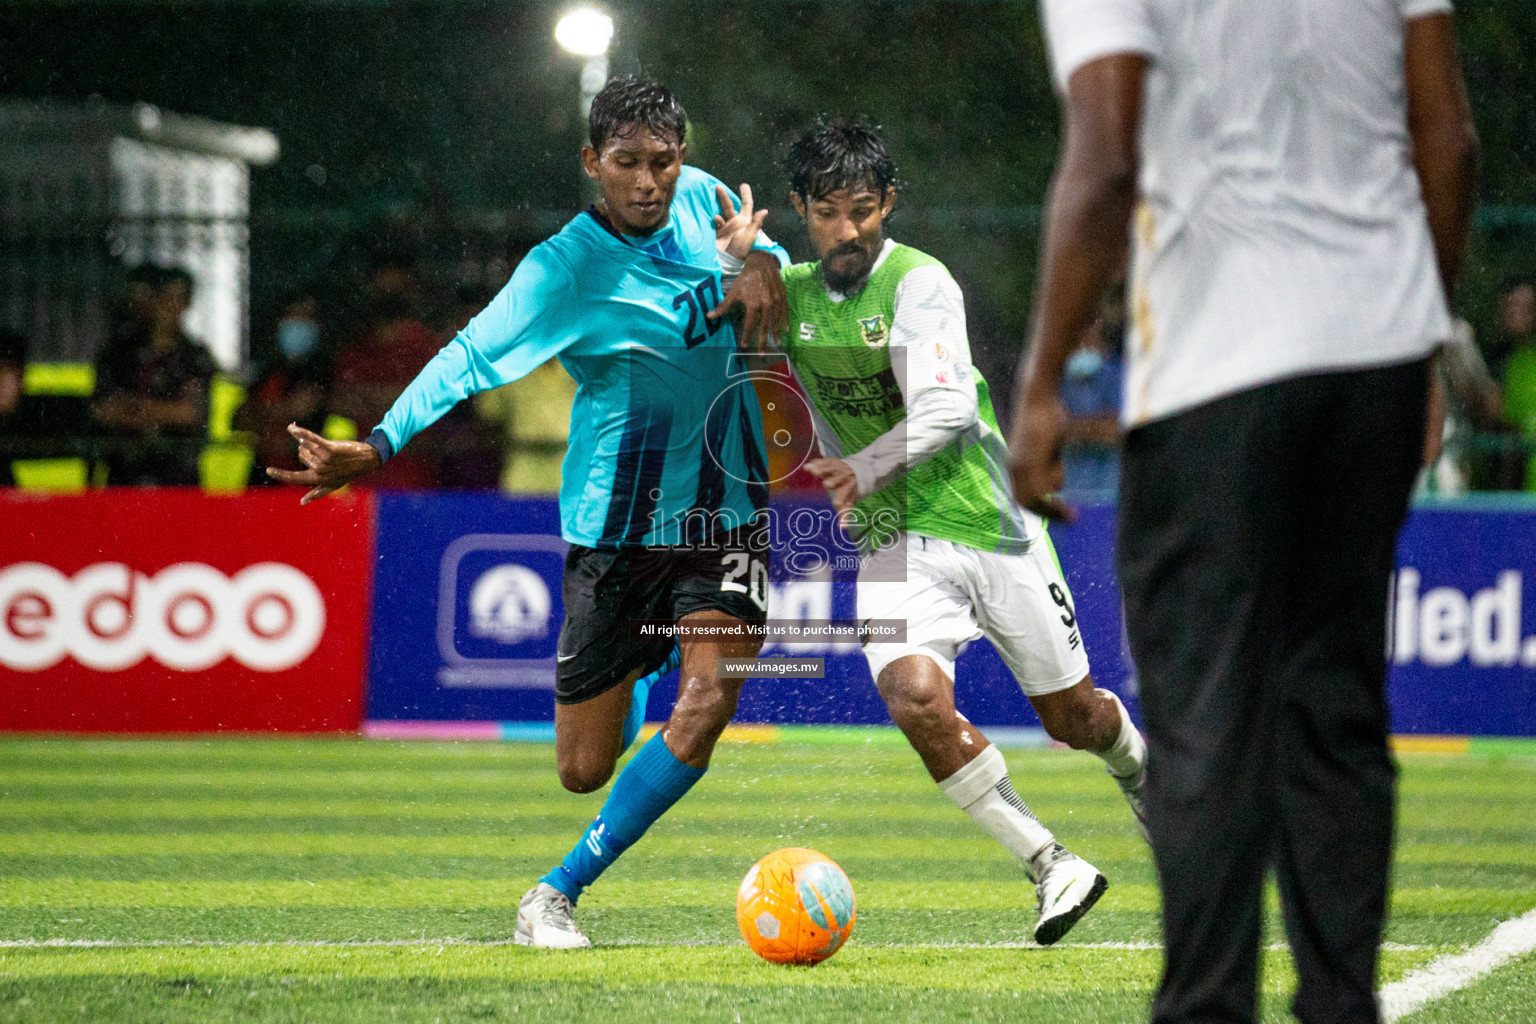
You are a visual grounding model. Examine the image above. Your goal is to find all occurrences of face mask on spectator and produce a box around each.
[277,318,320,361]
[1065,348,1104,380]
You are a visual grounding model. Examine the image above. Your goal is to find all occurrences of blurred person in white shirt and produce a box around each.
[1011,2,1475,1022]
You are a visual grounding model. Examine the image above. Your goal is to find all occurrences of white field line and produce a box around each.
[0,937,1430,952]
[1378,906,1536,1023]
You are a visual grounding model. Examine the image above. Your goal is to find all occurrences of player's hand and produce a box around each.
[805,458,861,515]
[713,184,769,260]
[709,249,788,351]
[265,423,382,505]
[1008,393,1077,524]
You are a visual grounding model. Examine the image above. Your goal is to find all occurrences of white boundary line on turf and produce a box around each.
[1378,906,1536,1023]
[0,938,1432,952]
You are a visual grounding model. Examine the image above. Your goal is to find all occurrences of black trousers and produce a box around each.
[1117,359,1430,1024]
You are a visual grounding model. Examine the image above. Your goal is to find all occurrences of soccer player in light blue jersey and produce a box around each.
[270,77,790,948]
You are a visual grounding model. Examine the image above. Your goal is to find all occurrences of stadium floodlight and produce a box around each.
[554,8,614,58]
[554,6,614,203]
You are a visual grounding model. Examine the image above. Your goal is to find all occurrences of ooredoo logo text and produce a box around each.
[0,561,325,672]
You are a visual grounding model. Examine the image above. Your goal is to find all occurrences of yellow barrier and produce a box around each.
[22,363,94,397]
[207,375,246,442]
[199,438,256,494]
[12,458,89,493]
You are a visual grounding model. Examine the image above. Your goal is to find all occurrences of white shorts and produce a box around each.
[857,533,1090,697]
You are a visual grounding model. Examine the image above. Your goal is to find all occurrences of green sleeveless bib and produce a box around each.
[781,243,1034,553]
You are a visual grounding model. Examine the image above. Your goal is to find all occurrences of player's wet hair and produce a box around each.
[588,76,688,152]
[787,118,899,203]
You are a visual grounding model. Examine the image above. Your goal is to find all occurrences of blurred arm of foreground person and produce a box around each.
[1406,12,1478,466]
[1008,54,1144,524]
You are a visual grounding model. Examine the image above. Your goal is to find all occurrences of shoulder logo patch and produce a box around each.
[858,314,888,349]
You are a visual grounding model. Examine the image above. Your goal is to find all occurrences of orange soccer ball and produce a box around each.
[736,847,856,965]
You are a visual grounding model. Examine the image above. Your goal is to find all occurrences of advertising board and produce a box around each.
[0,489,372,731]
[365,493,1536,736]
[364,494,1134,729]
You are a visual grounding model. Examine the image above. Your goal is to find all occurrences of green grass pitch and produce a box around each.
[0,733,1532,1023]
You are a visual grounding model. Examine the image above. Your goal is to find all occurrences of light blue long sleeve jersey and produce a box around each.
[374,166,789,549]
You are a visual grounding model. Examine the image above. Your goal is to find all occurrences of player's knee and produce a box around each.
[878,672,948,727]
[668,679,739,756]
[683,681,739,733]
[1034,691,1100,750]
[557,756,615,794]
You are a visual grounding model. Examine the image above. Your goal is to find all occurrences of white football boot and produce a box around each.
[1113,764,1151,844]
[1032,844,1108,946]
[514,883,591,949]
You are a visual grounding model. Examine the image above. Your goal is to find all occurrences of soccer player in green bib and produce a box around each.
[771,120,1147,945]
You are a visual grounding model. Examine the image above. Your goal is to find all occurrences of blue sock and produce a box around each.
[621,645,680,754]
[541,731,705,903]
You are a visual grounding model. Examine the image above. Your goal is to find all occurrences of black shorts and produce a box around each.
[554,523,769,705]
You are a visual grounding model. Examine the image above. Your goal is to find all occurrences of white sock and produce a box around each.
[938,744,1056,880]
[1096,690,1146,779]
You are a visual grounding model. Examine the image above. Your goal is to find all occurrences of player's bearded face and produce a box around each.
[798,188,894,293]
[583,128,686,236]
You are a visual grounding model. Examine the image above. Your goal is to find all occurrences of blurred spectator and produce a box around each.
[241,290,333,481]
[454,283,570,492]
[476,360,577,493]
[329,268,444,489]
[110,264,163,350]
[0,328,30,486]
[1059,313,1125,497]
[432,285,506,489]
[92,265,216,485]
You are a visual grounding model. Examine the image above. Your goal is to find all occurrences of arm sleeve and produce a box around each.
[1040,0,1158,93]
[376,248,579,455]
[840,265,978,499]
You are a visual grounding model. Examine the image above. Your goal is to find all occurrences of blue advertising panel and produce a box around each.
[366,494,1132,729]
[366,492,1535,735]
[681,500,1135,728]
[368,493,566,722]
[1389,501,1536,735]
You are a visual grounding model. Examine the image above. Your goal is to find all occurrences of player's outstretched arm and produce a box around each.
[266,422,382,505]
[1405,12,1476,302]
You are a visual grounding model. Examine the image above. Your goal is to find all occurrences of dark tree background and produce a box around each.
[2,0,1534,396]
